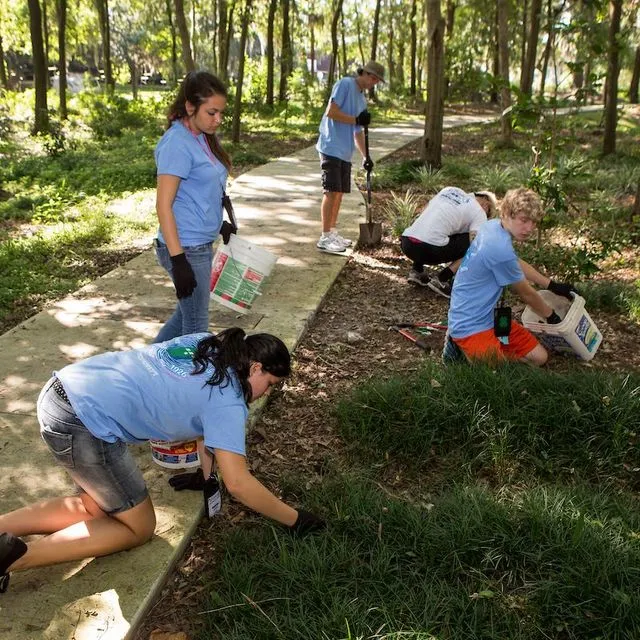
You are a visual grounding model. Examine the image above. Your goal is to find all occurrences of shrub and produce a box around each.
[382,189,422,237]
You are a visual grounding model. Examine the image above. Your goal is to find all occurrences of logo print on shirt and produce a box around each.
[157,345,196,378]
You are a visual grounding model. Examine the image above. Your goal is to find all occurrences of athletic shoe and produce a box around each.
[0,532,27,594]
[407,269,431,287]
[331,232,352,248]
[426,277,452,299]
[316,235,347,254]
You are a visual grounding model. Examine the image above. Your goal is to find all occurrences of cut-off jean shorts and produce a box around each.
[37,378,148,515]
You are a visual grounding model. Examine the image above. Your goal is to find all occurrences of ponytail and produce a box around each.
[192,328,291,402]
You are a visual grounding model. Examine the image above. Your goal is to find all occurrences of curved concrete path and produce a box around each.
[0,112,498,639]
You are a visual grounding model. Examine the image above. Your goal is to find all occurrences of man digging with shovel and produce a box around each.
[315,60,385,254]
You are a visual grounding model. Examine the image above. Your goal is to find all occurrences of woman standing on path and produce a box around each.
[154,71,231,342]
[0,328,325,593]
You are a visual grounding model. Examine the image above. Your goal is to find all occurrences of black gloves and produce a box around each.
[547,280,576,300]
[546,310,562,324]
[355,110,371,126]
[289,510,326,536]
[220,220,237,245]
[170,252,197,299]
[363,156,374,172]
[168,468,206,491]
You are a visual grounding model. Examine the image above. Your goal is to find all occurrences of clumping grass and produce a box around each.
[477,165,521,195]
[413,166,446,193]
[334,361,640,487]
[199,475,640,639]
[373,160,424,189]
[382,189,422,237]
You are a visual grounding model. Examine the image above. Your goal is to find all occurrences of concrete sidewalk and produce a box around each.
[0,113,495,639]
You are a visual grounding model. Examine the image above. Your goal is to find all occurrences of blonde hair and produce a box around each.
[474,190,497,218]
[500,188,543,223]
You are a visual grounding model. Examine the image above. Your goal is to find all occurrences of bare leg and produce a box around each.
[321,192,343,233]
[7,495,156,572]
[521,344,548,367]
[0,494,106,537]
[449,258,463,275]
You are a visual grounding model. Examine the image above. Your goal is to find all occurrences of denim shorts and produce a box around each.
[37,378,149,515]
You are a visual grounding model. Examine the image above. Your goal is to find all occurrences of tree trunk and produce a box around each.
[368,0,381,100]
[422,0,445,168]
[129,58,138,99]
[27,0,49,133]
[232,0,251,142]
[341,9,347,76]
[633,180,640,217]
[42,0,50,69]
[603,0,622,155]
[217,0,227,79]
[629,46,640,104]
[56,0,67,119]
[222,0,235,82]
[191,0,197,66]
[409,0,417,95]
[387,8,394,86]
[266,0,276,105]
[490,4,499,103]
[174,0,195,72]
[354,4,365,65]
[325,0,343,102]
[520,0,542,95]
[278,0,292,102]
[445,0,456,37]
[538,0,553,98]
[497,0,512,144]
[95,0,113,92]
[165,0,178,84]
[520,0,528,79]
[0,33,8,89]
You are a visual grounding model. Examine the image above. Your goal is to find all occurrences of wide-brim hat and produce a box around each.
[362,60,385,83]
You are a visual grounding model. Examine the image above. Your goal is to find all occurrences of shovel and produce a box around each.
[358,124,382,247]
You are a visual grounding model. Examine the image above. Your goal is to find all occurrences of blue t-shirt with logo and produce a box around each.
[155,121,228,247]
[56,333,248,456]
[448,219,524,339]
[316,77,366,162]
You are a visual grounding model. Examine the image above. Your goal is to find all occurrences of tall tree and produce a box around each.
[354,3,365,64]
[630,46,640,103]
[0,33,7,89]
[165,0,178,84]
[56,0,67,119]
[490,4,500,103]
[497,0,512,144]
[278,0,292,101]
[95,0,114,92]
[422,0,445,168]
[603,0,622,155]
[520,0,542,95]
[232,0,251,142]
[325,0,343,100]
[409,0,417,96]
[265,0,277,105]
[42,0,50,68]
[222,1,235,82]
[369,0,381,99]
[217,0,227,78]
[27,0,49,132]
[174,0,194,72]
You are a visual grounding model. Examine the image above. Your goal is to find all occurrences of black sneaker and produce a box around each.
[426,277,452,299]
[407,269,431,287]
[0,532,27,594]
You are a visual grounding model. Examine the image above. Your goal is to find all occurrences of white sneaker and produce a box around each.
[317,235,347,254]
[331,232,352,248]
[407,269,431,286]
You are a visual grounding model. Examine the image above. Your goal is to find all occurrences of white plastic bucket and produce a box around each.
[150,439,200,469]
[210,235,277,314]
[521,290,603,361]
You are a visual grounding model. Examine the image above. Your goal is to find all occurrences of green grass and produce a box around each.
[199,476,640,639]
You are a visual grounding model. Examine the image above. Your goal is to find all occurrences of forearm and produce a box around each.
[326,101,357,125]
[156,205,182,256]
[519,259,551,288]
[224,471,298,526]
[354,130,366,157]
[517,286,553,318]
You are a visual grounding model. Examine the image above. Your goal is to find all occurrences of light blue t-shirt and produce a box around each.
[155,121,228,247]
[56,333,248,456]
[316,77,366,162]
[448,219,524,339]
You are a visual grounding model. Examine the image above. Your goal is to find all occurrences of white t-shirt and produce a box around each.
[402,187,487,247]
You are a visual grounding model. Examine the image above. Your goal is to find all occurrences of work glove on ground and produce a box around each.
[355,110,371,126]
[168,468,206,491]
[220,220,237,245]
[170,252,197,299]
[363,156,374,172]
[0,532,27,594]
[546,310,562,324]
[288,510,326,537]
[547,280,576,300]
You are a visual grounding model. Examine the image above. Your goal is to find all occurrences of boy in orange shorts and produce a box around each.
[447,188,576,366]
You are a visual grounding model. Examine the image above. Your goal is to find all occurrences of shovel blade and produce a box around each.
[358,221,383,246]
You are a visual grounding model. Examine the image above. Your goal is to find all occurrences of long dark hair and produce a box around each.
[167,70,232,171]
[191,328,291,402]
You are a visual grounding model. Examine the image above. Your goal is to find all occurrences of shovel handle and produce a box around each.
[364,124,372,205]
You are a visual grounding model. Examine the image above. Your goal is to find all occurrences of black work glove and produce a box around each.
[170,252,197,299]
[546,310,562,324]
[220,220,237,245]
[363,156,374,172]
[547,280,576,300]
[288,510,326,537]
[168,468,206,491]
[355,110,371,126]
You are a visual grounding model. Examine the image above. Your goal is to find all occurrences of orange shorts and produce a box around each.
[452,322,540,361]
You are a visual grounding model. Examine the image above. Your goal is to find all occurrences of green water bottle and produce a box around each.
[204,473,221,518]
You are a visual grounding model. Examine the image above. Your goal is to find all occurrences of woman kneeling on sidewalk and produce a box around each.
[0,328,324,593]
